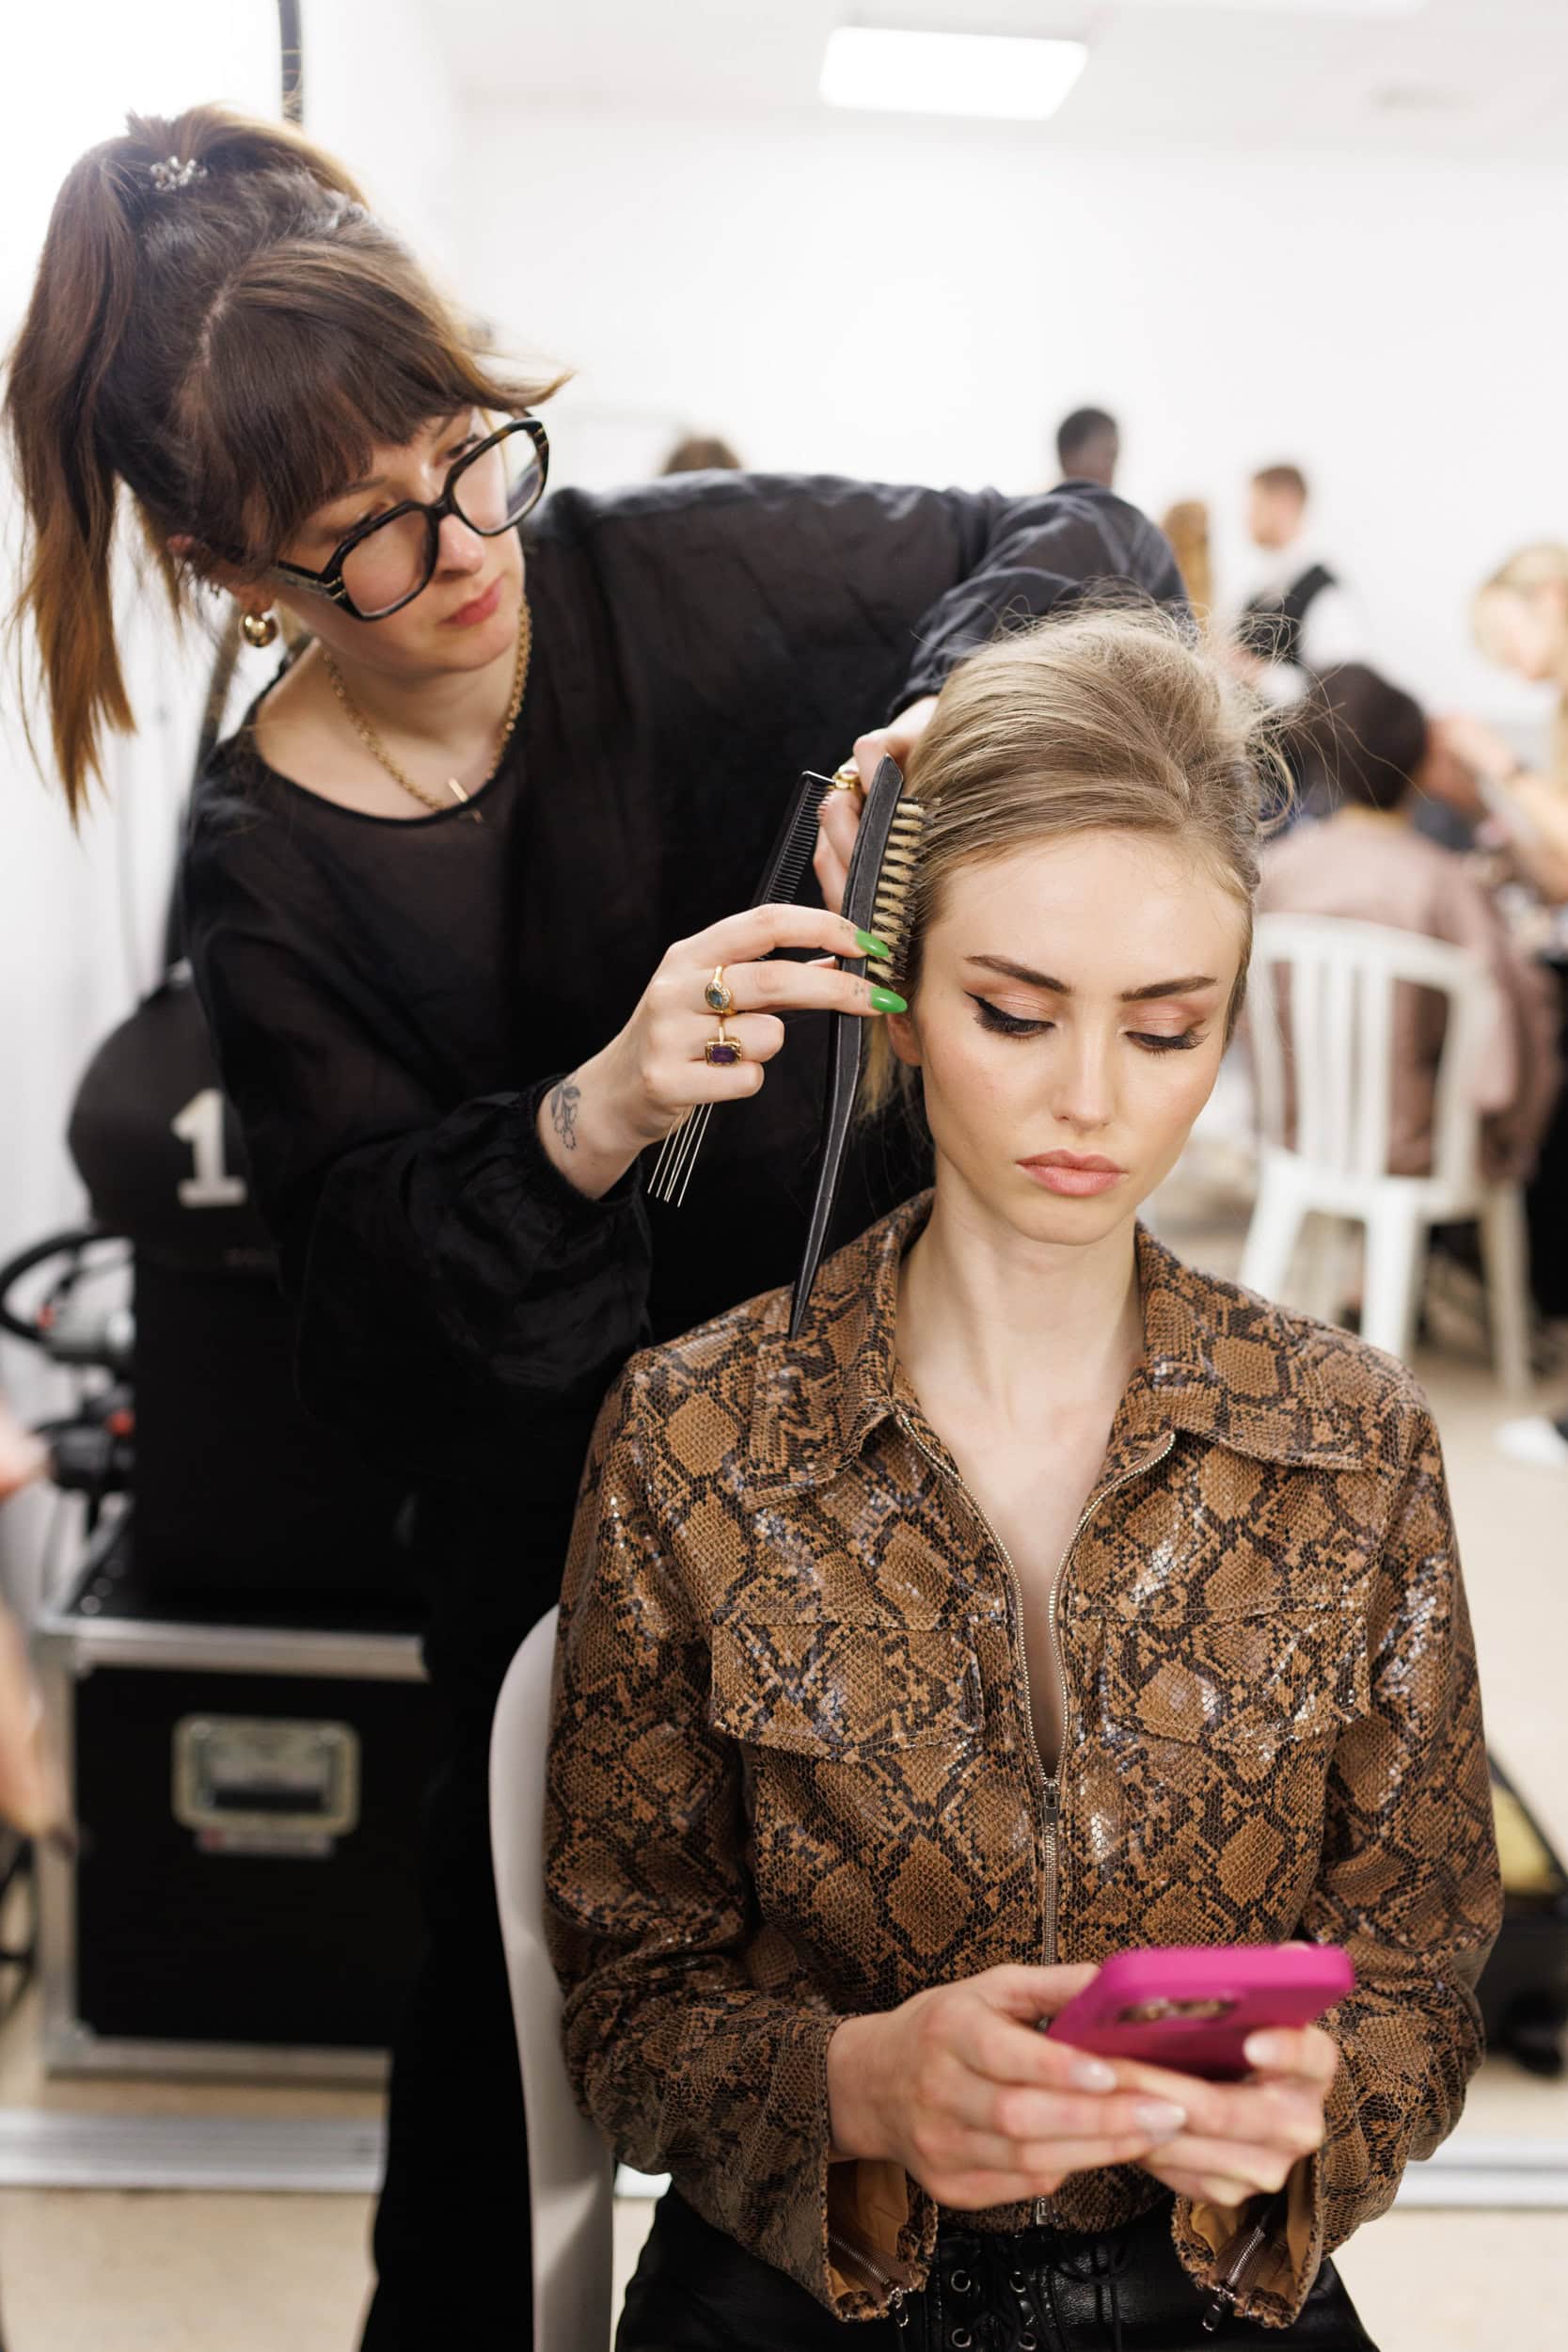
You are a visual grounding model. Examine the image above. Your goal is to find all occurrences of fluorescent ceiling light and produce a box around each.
[1117,1,1429,16]
[820,27,1089,122]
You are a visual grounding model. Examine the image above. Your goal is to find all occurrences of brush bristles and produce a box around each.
[869,795,925,992]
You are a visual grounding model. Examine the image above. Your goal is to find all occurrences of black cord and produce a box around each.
[0,1231,108,1345]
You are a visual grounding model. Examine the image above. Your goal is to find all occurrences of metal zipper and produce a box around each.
[828,2226,911,2317]
[894,1411,1174,2226]
[1200,2196,1280,2334]
[1040,1434,1173,1976]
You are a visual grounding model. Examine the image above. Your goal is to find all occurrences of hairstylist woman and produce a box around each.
[547,612,1503,2348]
[3,106,1182,2349]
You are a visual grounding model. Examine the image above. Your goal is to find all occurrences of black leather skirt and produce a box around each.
[616,2187,1381,2352]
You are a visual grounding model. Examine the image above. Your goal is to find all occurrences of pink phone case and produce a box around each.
[1044,1945,1354,2081]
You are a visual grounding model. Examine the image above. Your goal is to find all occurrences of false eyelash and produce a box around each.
[968,993,1046,1037]
[968,994,1203,1053]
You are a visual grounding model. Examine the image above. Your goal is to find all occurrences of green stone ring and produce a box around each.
[705,964,734,1015]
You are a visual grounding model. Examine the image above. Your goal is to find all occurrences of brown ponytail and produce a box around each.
[4,105,562,820]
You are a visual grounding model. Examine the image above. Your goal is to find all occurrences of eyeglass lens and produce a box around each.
[340,431,546,617]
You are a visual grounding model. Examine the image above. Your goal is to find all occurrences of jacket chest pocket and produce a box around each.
[1105,1606,1369,1759]
[707,1620,985,1758]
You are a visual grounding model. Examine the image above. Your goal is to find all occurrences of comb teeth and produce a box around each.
[868,795,925,988]
[768,789,824,908]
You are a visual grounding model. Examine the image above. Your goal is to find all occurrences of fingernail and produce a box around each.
[854,929,893,960]
[1243,2034,1276,2068]
[868,985,908,1014]
[1135,2101,1188,2137]
[1069,2058,1117,2091]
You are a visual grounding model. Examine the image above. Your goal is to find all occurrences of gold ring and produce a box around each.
[704,964,733,1015]
[827,760,863,793]
[703,1019,743,1068]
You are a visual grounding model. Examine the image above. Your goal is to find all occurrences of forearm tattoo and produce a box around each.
[549,1075,582,1152]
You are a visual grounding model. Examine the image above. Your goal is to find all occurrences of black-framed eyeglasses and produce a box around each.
[266,415,549,621]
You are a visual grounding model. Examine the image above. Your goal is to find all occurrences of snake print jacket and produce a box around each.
[546,1196,1502,2328]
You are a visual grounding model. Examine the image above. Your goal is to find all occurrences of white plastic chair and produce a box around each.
[490,1605,615,2350]
[1241,913,1532,1390]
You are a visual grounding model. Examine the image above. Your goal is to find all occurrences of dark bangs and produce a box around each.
[174,222,561,571]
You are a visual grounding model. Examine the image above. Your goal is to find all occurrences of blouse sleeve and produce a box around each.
[1170,1397,1503,2327]
[892,481,1186,707]
[184,839,652,1486]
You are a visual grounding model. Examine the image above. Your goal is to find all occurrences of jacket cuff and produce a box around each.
[1170,2151,1323,2328]
[673,2011,937,2321]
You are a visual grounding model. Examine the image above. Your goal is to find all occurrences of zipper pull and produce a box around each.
[1042,1779,1060,1824]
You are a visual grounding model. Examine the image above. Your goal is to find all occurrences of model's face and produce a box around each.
[888,830,1246,1248]
[270,409,524,676]
[1477,585,1568,685]
[1247,485,1304,551]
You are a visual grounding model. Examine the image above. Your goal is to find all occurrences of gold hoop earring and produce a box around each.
[241,609,280,649]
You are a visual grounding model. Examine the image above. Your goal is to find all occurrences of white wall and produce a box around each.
[461,106,1567,735]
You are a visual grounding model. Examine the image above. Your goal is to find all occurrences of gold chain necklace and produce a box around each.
[320,594,532,822]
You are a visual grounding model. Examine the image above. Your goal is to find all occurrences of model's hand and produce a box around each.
[1115,2026,1339,2208]
[536,901,903,1198]
[826,1964,1195,2212]
[813,695,939,916]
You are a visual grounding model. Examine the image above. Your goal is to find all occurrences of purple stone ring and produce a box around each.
[703,1017,743,1067]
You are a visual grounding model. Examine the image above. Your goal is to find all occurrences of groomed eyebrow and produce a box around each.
[966,955,1220,1002]
[323,416,471,509]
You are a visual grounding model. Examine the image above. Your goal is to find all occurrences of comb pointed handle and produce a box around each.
[789,755,906,1335]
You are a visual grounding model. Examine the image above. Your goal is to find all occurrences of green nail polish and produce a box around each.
[854,929,893,961]
[869,985,908,1014]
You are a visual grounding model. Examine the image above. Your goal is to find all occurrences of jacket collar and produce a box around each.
[743,1194,1364,1498]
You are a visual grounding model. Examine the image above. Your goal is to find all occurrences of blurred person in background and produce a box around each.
[1438,548,1568,1470]
[1160,498,1213,623]
[0,1396,64,1846]
[1258,663,1560,1192]
[660,429,742,474]
[3,104,1183,2350]
[1054,404,1119,489]
[1230,464,1368,708]
[1436,545,1568,904]
[0,1394,62,2352]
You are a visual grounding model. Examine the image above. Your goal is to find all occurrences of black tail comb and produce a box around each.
[789,755,922,1337]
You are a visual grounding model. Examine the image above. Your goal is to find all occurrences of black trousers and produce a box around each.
[619,2188,1381,2352]
[358,1556,538,2351]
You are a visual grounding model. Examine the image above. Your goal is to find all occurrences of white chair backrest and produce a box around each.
[1249,913,1495,1196]
[490,1605,613,2352]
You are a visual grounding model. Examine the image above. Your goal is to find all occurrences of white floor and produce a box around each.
[2,1175,1565,2349]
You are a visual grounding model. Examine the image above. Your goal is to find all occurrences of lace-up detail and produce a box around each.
[933,2223,1130,2351]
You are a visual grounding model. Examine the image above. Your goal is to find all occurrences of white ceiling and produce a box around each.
[444,0,1568,160]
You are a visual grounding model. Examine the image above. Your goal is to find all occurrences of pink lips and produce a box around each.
[1018,1151,1126,1199]
[446,576,502,628]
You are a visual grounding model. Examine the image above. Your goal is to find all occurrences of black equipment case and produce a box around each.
[35,1514,437,2082]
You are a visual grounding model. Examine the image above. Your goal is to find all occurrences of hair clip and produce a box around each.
[649,769,837,1207]
[790,755,925,1336]
[149,157,207,195]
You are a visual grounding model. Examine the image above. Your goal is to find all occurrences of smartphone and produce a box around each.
[1043,1944,1354,2082]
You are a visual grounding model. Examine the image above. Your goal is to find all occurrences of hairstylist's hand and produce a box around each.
[813,695,939,916]
[536,901,903,1200]
[1107,2026,1339,2209]
[826,1965,1195,2211]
